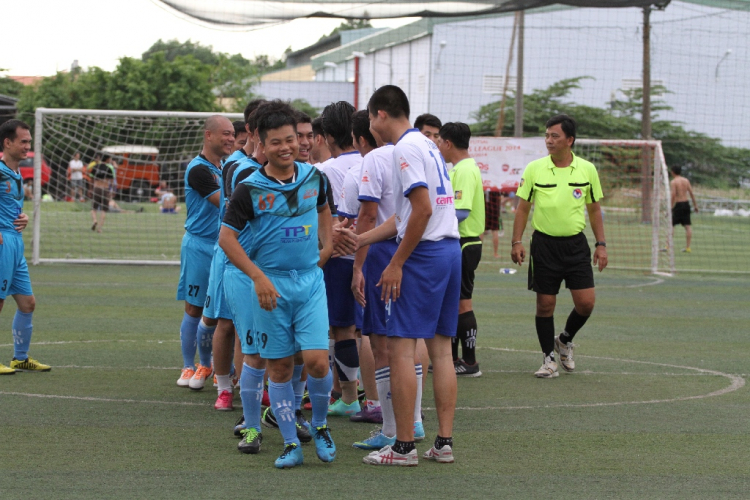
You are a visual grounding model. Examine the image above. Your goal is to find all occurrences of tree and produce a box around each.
[142,39,219,66]
[470,77,750,187]
[0,70,24,98]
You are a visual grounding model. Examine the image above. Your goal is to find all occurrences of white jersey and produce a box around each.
[392,129,459,242]
[321,151,362,215]
[338,161,362,222]
[358,144,396,228]
[313,157,334,172]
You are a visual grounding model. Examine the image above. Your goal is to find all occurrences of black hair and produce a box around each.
[254,100,298,143]
[351,110,376,149]
[414,113,442,131]
[439,122,471,150]
[243,99,267,125]
[368,85,410,120]
[312,117,325,137]
[545,114,577,145]
[232,120,246,136]
[321,101,356,150]
[0,119,30,151]
[295,110,312,125]
[671,165,682,175]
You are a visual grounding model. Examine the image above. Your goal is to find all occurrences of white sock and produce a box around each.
[216,374,232,394]
[376,367,396,437]
[414,364,423,423]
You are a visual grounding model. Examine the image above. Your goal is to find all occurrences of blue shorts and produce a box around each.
[362,239,398,336]
[0,231,33,300]
[355,302,363,330]
[323,257,356,327]
[386,239,461,339]
[223,266,259,356]
[251,267,329,360]
[177,232,214,307]
[203,244,232,320]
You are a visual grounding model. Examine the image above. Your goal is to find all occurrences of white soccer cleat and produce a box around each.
[554,335,575,372]
[188,364,213,390]
[177,367,195,387]
[363,445,418,466]
[534,355,559,378]
[423,445,455,463]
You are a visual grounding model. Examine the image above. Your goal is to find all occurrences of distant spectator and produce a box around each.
[68,152,85,201]
[156,181,179,213]
[90,157,115,232]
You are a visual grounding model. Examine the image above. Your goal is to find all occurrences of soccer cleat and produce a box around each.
[188,364,213,391]
[313,425,336,462]
[554,335,576,372]
[274,443,304,469]
[349,404,383,424]
[454,358,483,377]
[177,367,195,387]
[237,428,263,454]
[261,407,279,429]
[0,363,17,375]
[534,355,559,378]
[413,421,425,442]
[681,247,692,253]
[10,357,51,372]
[327,398,360,416]
[214,390,234,411]
[233,414,246,437]
[295,410,312,443]
[353,428,396,450]
[362,445,418,466]
[423,444,455,463]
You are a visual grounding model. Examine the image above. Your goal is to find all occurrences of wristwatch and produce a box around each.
[595,241,607,248]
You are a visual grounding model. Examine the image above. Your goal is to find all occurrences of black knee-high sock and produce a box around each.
[457,311,478,365]
[559,308,590,343]
[451,337,459,362]
[535,316,555,358]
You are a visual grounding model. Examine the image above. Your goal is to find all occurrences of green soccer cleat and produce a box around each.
[327,398,360,416]
[10,357,51,372]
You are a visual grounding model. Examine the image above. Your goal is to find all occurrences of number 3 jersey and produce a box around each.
[392,129,459,242]
[222,161,331,273]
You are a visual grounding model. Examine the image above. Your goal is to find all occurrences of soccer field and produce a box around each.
[1,256,748,499]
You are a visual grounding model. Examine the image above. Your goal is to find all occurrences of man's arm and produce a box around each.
[14,213,29,233]
[587,201,608,272]
[670,179,677,208]
[687,180,699,213]
[379,187,431,302]
[510,198,532,265]
[218,226,280,311]
[351,200,378,306]
[207,191,221,208]
[317,204,333,268]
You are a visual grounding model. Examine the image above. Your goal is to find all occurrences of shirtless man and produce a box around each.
[670,166,698,253]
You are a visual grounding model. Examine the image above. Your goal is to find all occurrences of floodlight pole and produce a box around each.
[514,10,524,137]
[641,5,653,223]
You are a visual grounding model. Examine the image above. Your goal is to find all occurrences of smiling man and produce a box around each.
[0,120,49,374]
[511,114,608,379]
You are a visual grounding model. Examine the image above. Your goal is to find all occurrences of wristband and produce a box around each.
[511,241,523,246]
[595,241,607,248]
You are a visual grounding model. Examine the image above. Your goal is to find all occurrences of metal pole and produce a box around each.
[514,10,525,137]
[641,6,653,223]
[354,56,360,109]
[32,109,43,265]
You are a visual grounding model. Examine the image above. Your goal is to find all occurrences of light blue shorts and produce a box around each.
[0,231,33,300]
[251,266,329,360]
[203,244,232,320]
[177,232,214,307]
[223,265,259,356]
[386,239,461,339]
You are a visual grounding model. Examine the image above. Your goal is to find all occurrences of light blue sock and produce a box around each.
[306,370,332,429]
[292,364,305,411]
[179,313,200,369]
[268,379,300,446]
[240,364,265,432]
[12,311,33,360]
[196,320,216,367]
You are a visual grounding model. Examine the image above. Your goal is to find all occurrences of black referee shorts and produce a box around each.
[460,237,482,300]
[528,231,594,295]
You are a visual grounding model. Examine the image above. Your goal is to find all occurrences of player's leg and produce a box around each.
[211,318,234,408]
[291,351,312,443]
[685,224,692,252]
[352,333,381,422]
[528,232,563,378]
[387,337,418,443]
[455,238,482,376]
[267,355,305,468]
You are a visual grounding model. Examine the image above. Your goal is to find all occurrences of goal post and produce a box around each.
[31,108,243,265]
[574,139,673,275]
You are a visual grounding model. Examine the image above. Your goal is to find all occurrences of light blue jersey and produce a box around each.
[0,160,24,233]
[184,155,221,240]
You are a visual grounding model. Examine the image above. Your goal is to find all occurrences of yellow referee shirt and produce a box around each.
[516,153,603,237]
[449,158,485,238]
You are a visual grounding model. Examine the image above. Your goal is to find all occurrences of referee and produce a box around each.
[438,122,485,377]
[510,114,607,378]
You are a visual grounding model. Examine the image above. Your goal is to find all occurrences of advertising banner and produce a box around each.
[468,137,547,193]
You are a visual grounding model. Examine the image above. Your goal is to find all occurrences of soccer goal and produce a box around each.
[30,108,243,265]
[572,139,673,275]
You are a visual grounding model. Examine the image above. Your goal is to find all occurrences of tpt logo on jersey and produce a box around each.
[280,225,313,243]
[572,188,583,199]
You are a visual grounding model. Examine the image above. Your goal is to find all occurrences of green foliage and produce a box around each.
[470,77,750,187]
[142,39,219,66]
[0,69,24,98]
[289,98,319,119]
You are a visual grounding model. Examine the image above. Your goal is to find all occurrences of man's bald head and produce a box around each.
[203,115,235,161]
[205,115,232,133]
